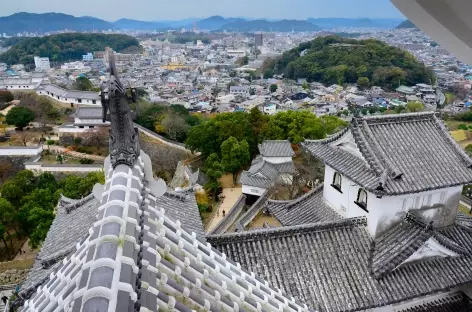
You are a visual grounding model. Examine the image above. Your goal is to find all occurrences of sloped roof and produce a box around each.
[74,106,103,119]
[258,140,295,157]
[17,157,307,312]
[266,184,341,225]
[304,113,472,195]
[398,292,472,312]
[21,194,99,292]
[209,214,472,312]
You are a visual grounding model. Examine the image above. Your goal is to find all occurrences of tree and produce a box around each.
[0,90,13,104]
[407,101,424,112]
[0,160,13,184]
[203,153,224,202]
[161,113,189,141]
[270,84,278,93]
[0,198,15,252]
[83,127,109,147]
[11,130,29,146]
[5,106,35,130]
[220,137,251,185]
[302,81,310,90]
[357,77,370,89]
[73,77,95,91]
[458,124,469,131]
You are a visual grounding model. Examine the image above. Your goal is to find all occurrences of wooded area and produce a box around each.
[263,36,435,89]
[0,33,141,65]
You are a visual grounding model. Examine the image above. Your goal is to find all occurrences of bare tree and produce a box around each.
[0,160,13,184]
[83,127,109,147]
[161,114,189,141]
[140,138,191,182]
[11,131,29,146]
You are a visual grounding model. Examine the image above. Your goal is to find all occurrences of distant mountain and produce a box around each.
[219,19,321,32]
[113,18,169,30]
[307,18,404,29]
[396,20,418,29]
[193,16,245,30]
[0,12,113,35]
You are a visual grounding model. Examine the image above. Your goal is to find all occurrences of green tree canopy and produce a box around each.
[5,106,35,130]
[266,36,435,90]
[357,77,370,89]
[203,153,224,201]
[220,137,251,184]
[73,77,95,91]
[270,84,278,93]
[407,101,424,112]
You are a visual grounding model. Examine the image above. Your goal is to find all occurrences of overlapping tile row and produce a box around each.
[370,216,431,278]
[141,193,312,312]
[19,194,99,293]
[258,140,295,157]
[266,184,341,226]
[159,190,206,238]
[17,155,308,312]
[304,112,472,196]
[209,215,472,312]
[398,292,472,312]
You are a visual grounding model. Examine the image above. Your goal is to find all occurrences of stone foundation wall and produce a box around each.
[0,269,29,285]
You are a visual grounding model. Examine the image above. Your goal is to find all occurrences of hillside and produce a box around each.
[192,16,245,30]
[307,18,404,29]
[0,33,140,65]
[0,12,113,35]
[219,19,321,32]
[396,20,418,29]
[264,36,435,89]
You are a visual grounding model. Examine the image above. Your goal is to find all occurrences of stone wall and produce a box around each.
[0,269,29,285]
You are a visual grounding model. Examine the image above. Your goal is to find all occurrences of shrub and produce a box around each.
[458,124,468,130]
[79,158,94,164]
[46,140,55,145]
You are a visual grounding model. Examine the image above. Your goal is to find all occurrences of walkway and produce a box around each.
[13,240,37,261]
[206,187,242,232]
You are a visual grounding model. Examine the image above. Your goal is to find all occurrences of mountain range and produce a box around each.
[0,12,407,35]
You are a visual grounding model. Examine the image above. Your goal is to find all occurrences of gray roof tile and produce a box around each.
[304,113,472,195]
[258,140,295,157]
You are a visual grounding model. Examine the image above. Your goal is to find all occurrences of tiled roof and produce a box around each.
[239,170,274,188]
[258,140,295,157]
[304,113,472,195]
[74,106,103,119]
[17,156,307,312]
[209,215,472,312]
[266,184,341,226]
[21,194,99,292]
[399,293,472,312]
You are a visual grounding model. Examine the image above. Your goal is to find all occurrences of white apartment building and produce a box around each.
[82,53,94,61]
[34,56,50,72]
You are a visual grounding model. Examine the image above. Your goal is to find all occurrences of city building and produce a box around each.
[229,85,249,96]
[255,32,263,47]
[58,106,109,135]
[82,53,94,61]
[33,56,50,71]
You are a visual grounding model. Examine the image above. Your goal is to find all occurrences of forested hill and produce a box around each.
[396,20,418,29]
[263,36,435,90]
[0,33,141,65]
[0,12,113,35]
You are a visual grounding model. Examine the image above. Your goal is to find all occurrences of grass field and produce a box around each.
[450,129,468,142]
[445,119,472,131]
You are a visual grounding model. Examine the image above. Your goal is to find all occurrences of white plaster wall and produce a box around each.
[262,156,292,164]
[242,185,267,196]
[0,146,43,156]
[25,163,102,173]
[323,165,462,237]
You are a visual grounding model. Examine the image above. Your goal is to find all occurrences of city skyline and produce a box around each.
[0,0,404,21]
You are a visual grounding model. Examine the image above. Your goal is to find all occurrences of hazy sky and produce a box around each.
[0,0,404,21]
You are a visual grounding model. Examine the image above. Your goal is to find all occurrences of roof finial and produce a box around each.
[100,48,140,168]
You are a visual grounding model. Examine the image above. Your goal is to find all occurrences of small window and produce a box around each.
[355,189,368,212]
[92,100,96,104]
[331,172,342,193]
[78,99,82,103]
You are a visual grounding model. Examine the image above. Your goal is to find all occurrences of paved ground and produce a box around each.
[13,240,36,261]
[206,187,242,232]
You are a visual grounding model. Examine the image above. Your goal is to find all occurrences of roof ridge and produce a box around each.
[361,111,436,121]
[303,126,350,145]
[267,184,324,210]
[208,216,367,242]
[351,119,385,176]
